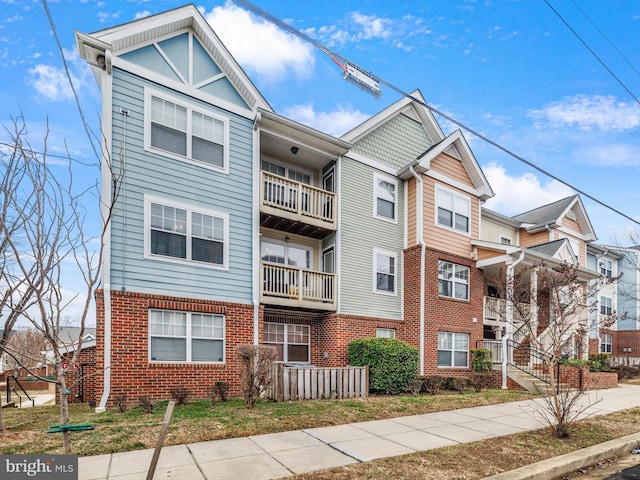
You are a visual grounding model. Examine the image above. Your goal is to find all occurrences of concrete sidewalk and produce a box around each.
[78,384,640,480]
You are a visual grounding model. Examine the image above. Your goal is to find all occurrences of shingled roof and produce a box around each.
[511,195,578,229]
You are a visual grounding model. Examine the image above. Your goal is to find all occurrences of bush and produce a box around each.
[237,345,278,408]
[348,338,419,395]
[616,365,640,380]
[170,387,190,406]
[424,375,443,395]
[471,348,493,373]
[114,394,127,413]
[208,381,231,406]
[138,396,153,414]
[589,353,611,372]
[406,376,425,395]
[452,377,468,394]
[468,372,492,392]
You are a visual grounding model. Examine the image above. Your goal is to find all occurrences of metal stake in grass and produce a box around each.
[146,401,175,480]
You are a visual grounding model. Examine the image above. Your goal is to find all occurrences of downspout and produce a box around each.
[97,50,114,412]
[502,251,525,389]
[409,166,426,375]
[252,112,261,344]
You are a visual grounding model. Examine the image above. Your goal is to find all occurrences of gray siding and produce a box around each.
[339,156,404,319]
[350,113,433,170]
[108,68,253,303]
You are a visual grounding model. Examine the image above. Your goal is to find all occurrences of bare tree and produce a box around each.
[2,327,47,371]
[0,115,119,452]
[488,261,617,437]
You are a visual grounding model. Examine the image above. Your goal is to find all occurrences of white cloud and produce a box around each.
[583,143,640,167]
[28,48,93,102]
[527,95,640,132]
[482,162,574,215]
[204,2,315,83]
[134,10,151,20]
[281,103,369,137]
[349,12,392,40]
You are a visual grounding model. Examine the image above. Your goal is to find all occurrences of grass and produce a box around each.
[0,389,533,456]
[0,382,639,479]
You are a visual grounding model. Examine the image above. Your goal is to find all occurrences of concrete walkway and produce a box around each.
[78,384,640,480]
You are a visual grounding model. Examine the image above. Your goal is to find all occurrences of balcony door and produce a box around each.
[261,240,311,298]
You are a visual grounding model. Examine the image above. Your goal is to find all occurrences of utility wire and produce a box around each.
[41,0,101,163]
[543,0,640,105]
[569,0,640,80]
[233,0,640,228]
[0,141,96,167]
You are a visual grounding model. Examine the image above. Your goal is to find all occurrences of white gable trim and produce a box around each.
[112,57,254,119]
[345,151,398,176]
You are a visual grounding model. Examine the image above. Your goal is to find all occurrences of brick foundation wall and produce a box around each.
[95,290,259,406]
[559,365,618,390]
[614,330,640,358]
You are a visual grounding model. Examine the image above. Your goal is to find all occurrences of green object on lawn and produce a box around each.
[47,423,94,434]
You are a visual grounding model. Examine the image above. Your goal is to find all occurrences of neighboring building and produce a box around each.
[589,244,640,365]
[76,6,611,408]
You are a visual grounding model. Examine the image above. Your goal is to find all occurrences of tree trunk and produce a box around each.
[59,373,72,454]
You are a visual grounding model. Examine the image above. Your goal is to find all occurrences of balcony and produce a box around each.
[260,171,336,239]
[483,296,531,326]
[260,262,336,311]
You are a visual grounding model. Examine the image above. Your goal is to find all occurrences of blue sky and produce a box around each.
[1,0,640,319]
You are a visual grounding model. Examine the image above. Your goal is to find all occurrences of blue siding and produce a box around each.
[109,68,254,303]
[618,252,638,330]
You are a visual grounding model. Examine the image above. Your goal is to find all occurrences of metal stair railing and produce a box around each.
[507,339,552,385]
[6,375,35,407]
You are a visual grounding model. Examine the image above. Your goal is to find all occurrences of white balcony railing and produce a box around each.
[483,296,531,324]
[260,262,336,310]
[260,171,336,227]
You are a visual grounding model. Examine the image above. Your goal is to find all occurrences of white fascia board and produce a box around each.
[345,151,398,176]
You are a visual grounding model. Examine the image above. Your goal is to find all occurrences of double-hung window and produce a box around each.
[600,259,613,278]
[264,323,310,363]
[600,296,613,315]
[436,186,470,234]
[147,197,228,268]
[438,260,469,300]
[146,88,228,172]
[600,333,612,354]
[374,174,397,221]
[149,309,225,362]
[374,250,396,295]
[438,332,469,367]
[376,328,396,339]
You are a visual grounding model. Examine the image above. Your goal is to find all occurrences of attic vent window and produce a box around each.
[566,210,576,221]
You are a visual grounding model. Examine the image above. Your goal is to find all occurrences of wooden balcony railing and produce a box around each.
[260,172,336,231]
[260,262,336,311]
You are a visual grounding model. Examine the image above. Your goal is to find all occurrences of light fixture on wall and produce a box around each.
[284,236,291,242]
[290,146,299,154]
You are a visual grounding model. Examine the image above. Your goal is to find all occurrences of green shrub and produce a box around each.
[348,337,419,394]
[471,348,493,372]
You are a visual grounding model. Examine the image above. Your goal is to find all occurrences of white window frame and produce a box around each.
[435,185,471,235]
[144,87,229,174]
[600,259,613,278]
[144,195,229,270]
[437,332,469,368]
[376,328,396,339]
[263,323,310,363]
[149,309,225,363]
[600,296,613,315]
[500,236,512,245]
[373,173,398,223]
[600,333,612,354]
[438,260,470,300]
[261,160,313,185]
[373,249,397,296]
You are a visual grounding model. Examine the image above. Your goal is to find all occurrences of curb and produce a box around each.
[484,433,640,480]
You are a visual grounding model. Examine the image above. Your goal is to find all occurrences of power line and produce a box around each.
[543,0,640,105]
[569,0,640,81]
[233,0,640,228]
[41,0,101,163]
[0,141,97,167]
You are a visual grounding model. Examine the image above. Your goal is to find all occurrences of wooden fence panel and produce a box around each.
[268,365,368,401]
